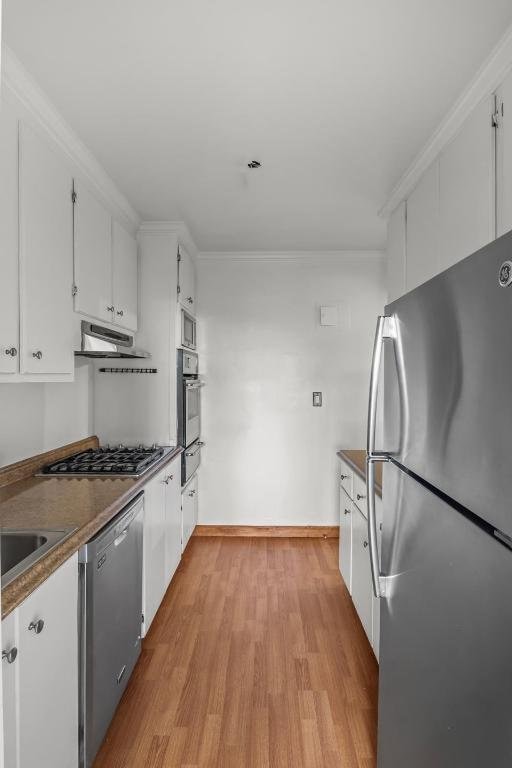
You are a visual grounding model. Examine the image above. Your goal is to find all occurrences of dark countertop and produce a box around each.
[0,440,182,618]
[336,449,382,498]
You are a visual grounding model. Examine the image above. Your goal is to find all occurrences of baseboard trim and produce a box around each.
[193,525,339,538]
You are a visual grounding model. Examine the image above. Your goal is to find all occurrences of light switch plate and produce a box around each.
[320,305,338,326]
[313,391,322,407]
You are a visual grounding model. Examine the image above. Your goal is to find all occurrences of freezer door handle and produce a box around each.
[366,314,396,598]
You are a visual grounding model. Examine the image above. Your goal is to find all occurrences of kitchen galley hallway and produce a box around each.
[93,536,378,767]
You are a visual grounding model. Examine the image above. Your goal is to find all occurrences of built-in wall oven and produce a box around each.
[181,308,197,351]
[177,349,204,484]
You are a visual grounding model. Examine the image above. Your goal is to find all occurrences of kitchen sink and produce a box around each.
[1,528,76,587]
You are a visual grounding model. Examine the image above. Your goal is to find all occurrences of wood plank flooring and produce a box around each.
[93,537,378,768]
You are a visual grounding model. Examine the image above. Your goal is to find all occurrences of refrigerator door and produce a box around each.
[378,460,512,768]
[384,228,512,539]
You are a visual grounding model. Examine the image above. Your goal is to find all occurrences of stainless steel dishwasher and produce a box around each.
[78,492,144,768]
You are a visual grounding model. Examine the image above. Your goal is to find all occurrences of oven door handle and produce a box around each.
[185,441,205,457]
[185,380,205,389]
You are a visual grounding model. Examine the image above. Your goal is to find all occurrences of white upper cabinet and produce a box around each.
[406,160,440,291]
[73,180,138,332]
[496,69,512,237]
[112,220,138,332]
[438,95,495,272]
[0,101,19,373]
[19,122,74,376]
[178,245,196,314]
[73,179,112,324]
[386,201,406,303]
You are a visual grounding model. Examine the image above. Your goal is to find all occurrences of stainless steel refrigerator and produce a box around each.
[367,230,512,768]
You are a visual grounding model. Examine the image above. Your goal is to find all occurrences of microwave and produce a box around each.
[181,308,196,350]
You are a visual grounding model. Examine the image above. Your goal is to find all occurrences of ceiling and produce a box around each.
[3,0,512,252]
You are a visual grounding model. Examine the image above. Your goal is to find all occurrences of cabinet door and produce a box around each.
[2,610,19,768]
[0,101,20,372]
[182,474,198,553]
[406,160,440,291]
[338,459,353,500]
[439,95,495,272]
[19,122,74,375]
[142,467,167,635]
[386,201,406,303]
[339,491,352,593]
[351,507,373,645]
[73,179,112,323]
[112,220,138,332]
[178,245,196,314]
[164,458,182,585]
[497,70,512,237]
[18,553,78,768]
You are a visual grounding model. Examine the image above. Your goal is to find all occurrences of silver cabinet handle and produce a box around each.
[356,493,366,501]
[2,647,17,664]
[186,296,194,304]
[163,474,174,485]
[28,619,45,634]
[343,508,351,515]
[116,309,124,317]
[188,489,196,497]
[32,350,43,359]
[5,347,17,357]
[107,305,114,313]
[363,541,368,548]
[340,473,348,481]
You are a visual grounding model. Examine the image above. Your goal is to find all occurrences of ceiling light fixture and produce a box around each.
[247,160,261,169]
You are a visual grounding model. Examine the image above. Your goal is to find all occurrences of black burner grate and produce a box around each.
[41,446,165,476]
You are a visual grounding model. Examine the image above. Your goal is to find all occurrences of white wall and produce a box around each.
[197,253,386,526]
[0,361,93,466]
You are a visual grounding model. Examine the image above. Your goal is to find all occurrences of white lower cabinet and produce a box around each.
[142,456,182,635]
[338,486,352,593]
[2,553,79,768]
[181,474,198,552]
[338,457,381,660]
[351,505,373,646]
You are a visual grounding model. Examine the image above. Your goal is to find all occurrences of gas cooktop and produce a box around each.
[39,445,171,477]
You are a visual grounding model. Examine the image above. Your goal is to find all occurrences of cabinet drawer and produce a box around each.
[338,459,353,501]
[339,492,353,593]
[353,471,368,517]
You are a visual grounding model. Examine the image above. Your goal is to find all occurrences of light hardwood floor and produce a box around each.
[93,537,378,768]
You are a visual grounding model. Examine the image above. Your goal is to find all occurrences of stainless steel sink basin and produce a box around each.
[1,528,76,587]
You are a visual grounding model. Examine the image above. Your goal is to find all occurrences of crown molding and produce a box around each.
[1,46,141,232]
[138,220,199,260]
[380,23,512,218]
[198,250,383,262]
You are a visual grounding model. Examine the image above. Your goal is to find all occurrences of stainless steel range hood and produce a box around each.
[75,321,150,359]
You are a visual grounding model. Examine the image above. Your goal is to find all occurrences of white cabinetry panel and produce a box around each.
[182,473,198,553]
[439,95,495,272]
[351,505,373,645]
[178,245,196,314]
[142,467,167,635]
[406,160,440,291]
[497,70,512,237]
[386,201,406,303]
[112,220,138,332]
[339,492,352,593]
[165,458,182,585]
[19,122,74,376]
[0,101,19,373]
[73,179,112,324]
[2,554,78,768]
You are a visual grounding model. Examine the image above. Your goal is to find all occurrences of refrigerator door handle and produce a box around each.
[367,455,388,598]
[366,314,396,598]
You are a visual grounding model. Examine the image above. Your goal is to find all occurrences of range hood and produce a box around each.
[75,321,150,359]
